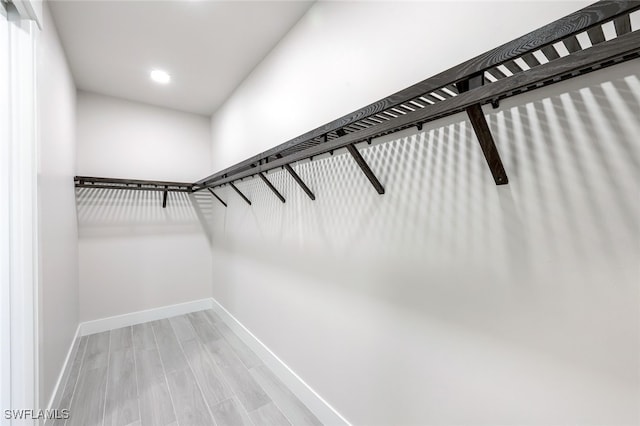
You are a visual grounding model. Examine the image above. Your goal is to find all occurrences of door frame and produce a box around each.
[1,1,40,423]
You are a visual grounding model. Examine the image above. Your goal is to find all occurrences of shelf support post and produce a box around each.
[162,186,168,208]
[275,154,315,200]
[284,164,316,200]
[346,144,385,195]
[258,172,285,203]
[229,182,251,205]
[207,188,227,207]
[456,72,508,185]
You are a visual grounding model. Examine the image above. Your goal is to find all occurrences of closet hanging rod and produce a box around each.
[75,1,640,205]
[193,1,640,192]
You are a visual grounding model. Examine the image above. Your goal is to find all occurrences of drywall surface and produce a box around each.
[207,2,639,424]
[77,91,211,182]
[76,92,212,322]
[210,1,593,172]
[37,2,79,408]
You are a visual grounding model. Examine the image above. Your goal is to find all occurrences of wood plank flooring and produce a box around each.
[49,310,322,426]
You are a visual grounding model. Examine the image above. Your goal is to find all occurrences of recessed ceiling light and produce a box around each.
[150,69,171,84]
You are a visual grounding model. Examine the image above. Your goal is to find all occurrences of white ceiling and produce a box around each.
[49,1,315,115]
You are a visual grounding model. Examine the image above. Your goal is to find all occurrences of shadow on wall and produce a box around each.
[196,64,640,386]
[200,70,639,279]
[75,187,212,238]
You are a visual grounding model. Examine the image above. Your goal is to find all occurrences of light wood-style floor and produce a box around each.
[50,310,323,426]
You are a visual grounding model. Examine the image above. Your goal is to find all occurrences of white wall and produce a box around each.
[210,1,593,171]
[208,2,639,425]
[77,91,211,182]
[76,92,213,322]
[37,1,78,409]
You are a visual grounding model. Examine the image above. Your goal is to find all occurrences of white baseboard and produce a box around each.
[46,323,81,413]
[209,298,350,426]
[79,298,214,336]
[48,297,348,425]
[47,298,213,413]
